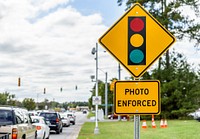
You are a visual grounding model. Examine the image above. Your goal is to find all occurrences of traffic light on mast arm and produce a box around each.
[44,88,46,94]
[128,16,146,65]
[18,77,21,87]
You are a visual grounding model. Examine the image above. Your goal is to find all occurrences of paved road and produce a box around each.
[50,111,88,139]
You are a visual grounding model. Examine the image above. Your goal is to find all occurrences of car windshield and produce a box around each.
[0,110,13,125]
[40,113,57,120]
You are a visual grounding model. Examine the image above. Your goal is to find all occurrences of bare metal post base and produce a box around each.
[94,127,100,134]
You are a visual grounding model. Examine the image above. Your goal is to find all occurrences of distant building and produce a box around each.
[76,106,89,111]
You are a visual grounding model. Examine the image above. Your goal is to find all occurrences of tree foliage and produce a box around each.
[22,98,36,111]
[146,50,200,119]
[0,92,17,106]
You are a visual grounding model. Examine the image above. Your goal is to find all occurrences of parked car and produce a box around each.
[192,111,200,122]
[108,113,130,120]
[66,112,76,125]
[60,113,70,127]
[39,112,63,134]
[0,106,37,139]
[31,116,50,139]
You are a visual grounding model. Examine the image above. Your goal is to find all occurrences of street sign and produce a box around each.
[92,96,102,105]
[114,80,160,115]
[99,3,176,78]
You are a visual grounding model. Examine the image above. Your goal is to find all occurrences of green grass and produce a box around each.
[78,120,200,139]
[87,112,95,119]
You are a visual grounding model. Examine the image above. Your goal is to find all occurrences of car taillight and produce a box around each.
[12,128,18,139]
[36,126,42,130]
[56,118,59,123]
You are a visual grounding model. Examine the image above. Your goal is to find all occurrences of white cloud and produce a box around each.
[0,0,111,103]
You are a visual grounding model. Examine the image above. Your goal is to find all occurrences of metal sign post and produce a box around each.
[134,77,140,139]
[134,115,140,139]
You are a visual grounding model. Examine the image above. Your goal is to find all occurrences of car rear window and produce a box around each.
[67,114,73,117]
[40,113,57,120]
[0,110,13,125]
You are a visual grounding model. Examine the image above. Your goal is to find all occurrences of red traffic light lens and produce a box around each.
[130,18,144,32]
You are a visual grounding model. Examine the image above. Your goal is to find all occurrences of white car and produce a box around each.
[31,116,50,139]
[60,113,70,127]
[66,112,76,125]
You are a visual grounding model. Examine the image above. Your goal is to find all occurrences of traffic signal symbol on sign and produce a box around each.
[128,17,146,65]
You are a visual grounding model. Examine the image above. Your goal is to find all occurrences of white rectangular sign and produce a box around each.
[92,96,102,105]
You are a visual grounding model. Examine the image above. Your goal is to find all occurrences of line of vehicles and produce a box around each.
[0,105,76,139]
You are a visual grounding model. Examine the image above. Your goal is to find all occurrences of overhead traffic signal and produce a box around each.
[44,88,46,94]
[18,77,21,87]
[128,16,146,65]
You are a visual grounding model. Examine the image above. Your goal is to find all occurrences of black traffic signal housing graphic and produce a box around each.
[128,16,146,65]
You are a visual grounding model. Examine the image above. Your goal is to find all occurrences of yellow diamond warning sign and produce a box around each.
[99,3,176,78]
[114,80,160,115]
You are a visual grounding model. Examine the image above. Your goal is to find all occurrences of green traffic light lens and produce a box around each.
[129,49,144,64]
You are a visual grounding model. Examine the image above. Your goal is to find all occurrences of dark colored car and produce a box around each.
[39,112,63,134]
[108,113,130,120]
[83,110,87,114]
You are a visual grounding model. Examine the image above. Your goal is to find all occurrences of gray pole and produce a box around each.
[105,72,108,117]
[94,43,99,134]
[134,77,140,139]
[118,63,121,121]
[134,115,140,139]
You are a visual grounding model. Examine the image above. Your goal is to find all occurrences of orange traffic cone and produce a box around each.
[164,119,168,128]
[152,121,156,128]
[152,115,156,128]
[160,119,165,128]
[142,120,147,128]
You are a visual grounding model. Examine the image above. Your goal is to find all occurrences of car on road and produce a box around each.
[0,106,37,139]
[82,110,87,114]
[60,113,70,127]
[39,111,63,134]
[31,116,50,139]
[66,112,76,125]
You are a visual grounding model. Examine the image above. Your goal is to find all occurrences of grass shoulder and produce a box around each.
[78,120,200,139]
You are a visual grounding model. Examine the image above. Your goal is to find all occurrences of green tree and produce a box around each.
[152,50,200,119]
[0,92,16,106]
[0,93,8,105]
[22,98,36,110]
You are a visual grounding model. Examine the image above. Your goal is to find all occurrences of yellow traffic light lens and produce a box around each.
[130,34,144,47]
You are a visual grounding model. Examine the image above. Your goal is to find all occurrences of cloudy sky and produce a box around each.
[0,0,199,103]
